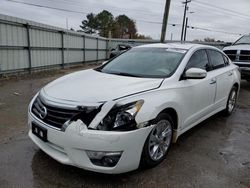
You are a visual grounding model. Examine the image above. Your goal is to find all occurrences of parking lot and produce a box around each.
[0,66,250,188]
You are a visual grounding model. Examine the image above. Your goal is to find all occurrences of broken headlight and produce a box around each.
[97,100,144,131]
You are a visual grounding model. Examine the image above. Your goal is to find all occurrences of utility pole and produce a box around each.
[160,0,172,43]
[184,17,188,41]
[181,0,191,42]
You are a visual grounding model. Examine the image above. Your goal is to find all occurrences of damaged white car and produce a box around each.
[28,43,240,174]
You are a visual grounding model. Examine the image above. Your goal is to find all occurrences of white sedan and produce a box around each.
[28,43,240,174]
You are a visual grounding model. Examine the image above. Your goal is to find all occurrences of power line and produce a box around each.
[190,4,250,31]
[7,0,89,15]
[192,0,250,21]
[5,0,243,36]
[57,0,250,22]
[7,0,250,25]
[7,0,163,18]
[45,0,165,17]
[57,0,165,6]
[188,25,242,36]
[138,20,242,36]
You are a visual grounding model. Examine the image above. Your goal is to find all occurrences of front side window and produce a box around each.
[97,47,187,78]
[207,50,225,70]
[186,50,210,71]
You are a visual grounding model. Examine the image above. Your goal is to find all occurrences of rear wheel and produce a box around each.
[140,113,173,168]
[224,86,237,116]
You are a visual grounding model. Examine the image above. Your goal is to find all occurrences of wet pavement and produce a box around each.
[0,68,250,188]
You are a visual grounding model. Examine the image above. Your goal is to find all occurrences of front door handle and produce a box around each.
[227,71,233,76]
[210,79,216,85]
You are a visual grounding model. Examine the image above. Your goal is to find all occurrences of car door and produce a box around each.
[180,49,216,130]
[207,50,233,109]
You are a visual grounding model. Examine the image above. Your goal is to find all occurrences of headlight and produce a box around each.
[97,100,144,131]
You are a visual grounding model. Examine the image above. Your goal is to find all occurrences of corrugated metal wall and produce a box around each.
[0,14,109,74]
[0,14,228,75]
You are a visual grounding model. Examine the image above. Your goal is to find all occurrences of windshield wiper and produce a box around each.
[234,43,250,45]
[94,67,103,72]
[105,71,141,77]
[115,72,142,77]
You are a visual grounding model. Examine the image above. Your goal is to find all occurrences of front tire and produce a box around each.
[224,86,237,116]
[140,113,173,168]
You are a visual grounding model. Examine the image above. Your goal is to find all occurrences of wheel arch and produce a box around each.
[158,108,178,130]
[156,108,179,143]
[233,82,240,92]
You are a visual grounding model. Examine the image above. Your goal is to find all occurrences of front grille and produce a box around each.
[224,50,237,61]
[31,96,101,130]
[239,50,250,62]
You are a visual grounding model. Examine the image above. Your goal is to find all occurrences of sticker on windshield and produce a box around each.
[166,48,187,54]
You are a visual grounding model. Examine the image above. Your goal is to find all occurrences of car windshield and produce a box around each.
[234,35,250,45]
[98,47,187,78]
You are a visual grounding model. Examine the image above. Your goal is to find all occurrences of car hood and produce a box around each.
[42,69,163,103]
[223,44,250,51]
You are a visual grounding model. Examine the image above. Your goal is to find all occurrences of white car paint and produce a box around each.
[43,69,163,103]
[28,43,240,174]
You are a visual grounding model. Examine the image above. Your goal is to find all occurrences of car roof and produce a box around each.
[135,43,209,50]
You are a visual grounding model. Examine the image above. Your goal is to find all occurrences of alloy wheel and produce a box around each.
[228,90,237,112]
[148,120,172,161]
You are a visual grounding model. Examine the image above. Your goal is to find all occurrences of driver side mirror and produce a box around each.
[183,68,207,79]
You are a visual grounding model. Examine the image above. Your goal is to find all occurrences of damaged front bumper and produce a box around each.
[28,111,154,174]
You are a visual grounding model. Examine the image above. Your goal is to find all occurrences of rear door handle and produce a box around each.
[210,79,216,85]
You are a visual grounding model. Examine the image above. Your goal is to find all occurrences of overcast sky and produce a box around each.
[1,0,250,42]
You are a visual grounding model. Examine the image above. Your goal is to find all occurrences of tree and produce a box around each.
[79,10,152,39]
[204,37,215,42]
[96,10,115,37]
[80,10,114,37]
[113,15,137,38]
[80,13,98,34]
[134,33,152,39]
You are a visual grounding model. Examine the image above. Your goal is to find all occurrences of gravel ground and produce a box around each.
[0,67,249,188]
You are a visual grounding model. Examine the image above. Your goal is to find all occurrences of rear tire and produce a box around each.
[140,113,173,168]
[223,86,237,116]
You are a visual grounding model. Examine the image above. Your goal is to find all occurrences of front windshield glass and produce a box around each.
[234,35,250,45]
[98,47,187,78]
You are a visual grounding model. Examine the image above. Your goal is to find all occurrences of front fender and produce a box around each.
[117,89,183,131]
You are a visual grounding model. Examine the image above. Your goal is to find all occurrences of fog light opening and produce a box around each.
[86,151,122,167]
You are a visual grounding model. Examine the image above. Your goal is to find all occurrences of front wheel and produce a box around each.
[224,86,237,116]
[140,113,173,168]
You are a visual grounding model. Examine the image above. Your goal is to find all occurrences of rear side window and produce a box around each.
[207,50,226,70]
[186,50,210,71]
